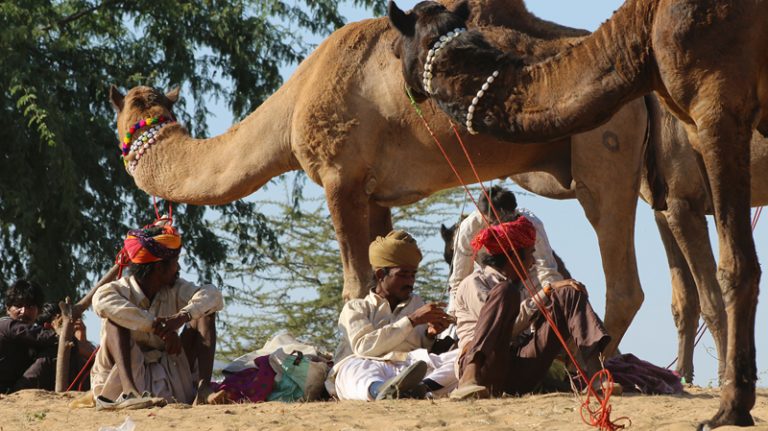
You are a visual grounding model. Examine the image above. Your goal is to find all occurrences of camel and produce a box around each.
[640,105,768,385]
[388,0,767,427]
[110,0,648,373]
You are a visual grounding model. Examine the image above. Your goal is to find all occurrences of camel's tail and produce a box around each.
[643,94,668,211]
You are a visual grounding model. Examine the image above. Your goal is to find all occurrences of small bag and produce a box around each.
[267,348,330,402]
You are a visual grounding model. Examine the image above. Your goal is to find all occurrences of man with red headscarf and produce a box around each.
[90,224,224,409]
[451,216,612,399]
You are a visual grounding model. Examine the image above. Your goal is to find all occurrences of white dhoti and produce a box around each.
[91,338,197,404]
[333,349,458,400]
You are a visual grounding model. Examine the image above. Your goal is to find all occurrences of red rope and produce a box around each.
[405,89,625,430]
[66,346,99,392]
[153,195,174,225]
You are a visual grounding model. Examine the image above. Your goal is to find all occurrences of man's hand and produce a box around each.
[426,319,451,338]
[545,279,587,296]
[153,312,190,338]
[408,302,454,327]
[73,319,87,342]
[161,330,183,355]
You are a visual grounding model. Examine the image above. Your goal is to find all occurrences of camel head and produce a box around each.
[109,85,179,173]
[388,0,471,100]
[389,1,516,135]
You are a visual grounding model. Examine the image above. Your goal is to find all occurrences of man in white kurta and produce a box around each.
[327,230,458,400]
[90,224,224,407]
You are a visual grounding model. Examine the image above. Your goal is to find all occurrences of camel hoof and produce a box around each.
[697,407,754,430]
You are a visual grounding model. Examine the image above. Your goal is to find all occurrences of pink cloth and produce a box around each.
[217,355,276,403]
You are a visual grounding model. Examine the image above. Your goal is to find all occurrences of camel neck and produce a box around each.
[493,0,658,142]
[432,0,657,142]
[129,96,297,205]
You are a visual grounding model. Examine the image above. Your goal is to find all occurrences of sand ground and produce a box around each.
[2,387,768,431]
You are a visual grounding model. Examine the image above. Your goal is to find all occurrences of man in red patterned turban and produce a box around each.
[451,216,616,399]
[90,224,225,409]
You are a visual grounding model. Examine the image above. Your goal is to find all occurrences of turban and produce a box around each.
[471,216,536,255]
[122,225,182,264]
[369,230,423,268]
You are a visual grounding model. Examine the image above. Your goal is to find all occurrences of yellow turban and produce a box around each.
[369,230,423,269]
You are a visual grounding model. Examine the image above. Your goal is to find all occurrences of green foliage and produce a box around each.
[0,0,383,302]
[216,174,475,358]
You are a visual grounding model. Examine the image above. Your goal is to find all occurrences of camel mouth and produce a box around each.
[407,86,429,103]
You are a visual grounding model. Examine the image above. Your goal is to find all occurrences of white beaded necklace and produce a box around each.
[465,70,499,135]
[420,27,500,135]
[422,27,466,95]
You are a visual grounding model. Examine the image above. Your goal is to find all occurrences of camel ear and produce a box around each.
[165,87,180,105]
[451,0,471,23]
[109,85,124,112]
[388,1,415,37]
[440,224,451,241]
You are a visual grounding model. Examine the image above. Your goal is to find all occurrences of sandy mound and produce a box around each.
[2,388,767,430]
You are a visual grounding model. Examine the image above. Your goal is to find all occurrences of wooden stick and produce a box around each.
[55,264,119,392]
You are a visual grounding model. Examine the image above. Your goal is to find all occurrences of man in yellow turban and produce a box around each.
[327,230,458,401]
[90,224,224,410]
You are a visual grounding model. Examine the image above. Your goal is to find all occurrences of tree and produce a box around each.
[0,0,383,302]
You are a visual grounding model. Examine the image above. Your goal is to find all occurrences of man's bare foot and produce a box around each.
[193,380,213,405]
[193,380,231,405]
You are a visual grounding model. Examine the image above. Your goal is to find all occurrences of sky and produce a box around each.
[86,1,766,387]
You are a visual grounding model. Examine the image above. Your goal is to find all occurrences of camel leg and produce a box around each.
[653,210,699,383]
[661,200,728,385]
[368,202,393,240]
[690,119,758,429]
[324,175,372,300]
[575,180,643,357]
[570,98,647,356]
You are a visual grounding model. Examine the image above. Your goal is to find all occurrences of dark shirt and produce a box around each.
[0,316,58,392]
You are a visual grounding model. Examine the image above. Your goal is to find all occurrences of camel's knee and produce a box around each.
[717,263,760,305]
[670,299,698,336]
[607,287,644,317]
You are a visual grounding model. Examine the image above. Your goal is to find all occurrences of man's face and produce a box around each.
[7,302,39,324]
[377,266,418,304]
[156,256,181,287]
[503,246,536,279]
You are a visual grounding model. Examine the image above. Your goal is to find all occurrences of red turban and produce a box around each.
[471,216,536,255]
[122,225,182,263]
[115,225,182,278]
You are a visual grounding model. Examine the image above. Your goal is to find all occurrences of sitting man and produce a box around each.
[91,223,224,409]
[36,302,97,390]
[327,230,457,400]
[0,280,60,392]
[447,185,564,313]
[452,216,613,399]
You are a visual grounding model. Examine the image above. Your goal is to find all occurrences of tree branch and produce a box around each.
[44,0,121,31]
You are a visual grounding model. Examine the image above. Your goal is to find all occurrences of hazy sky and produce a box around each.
[98,1,766,387]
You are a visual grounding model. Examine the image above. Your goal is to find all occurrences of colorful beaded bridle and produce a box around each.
[120,115,175,173]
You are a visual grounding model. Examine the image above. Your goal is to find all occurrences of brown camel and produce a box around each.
[640,103,768,385]
[110,0,648,365]
[388,0,767,427]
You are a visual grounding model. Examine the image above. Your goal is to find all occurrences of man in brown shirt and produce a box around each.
[452,216,612,399]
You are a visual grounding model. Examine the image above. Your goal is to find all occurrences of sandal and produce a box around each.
[95,391,159,411]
